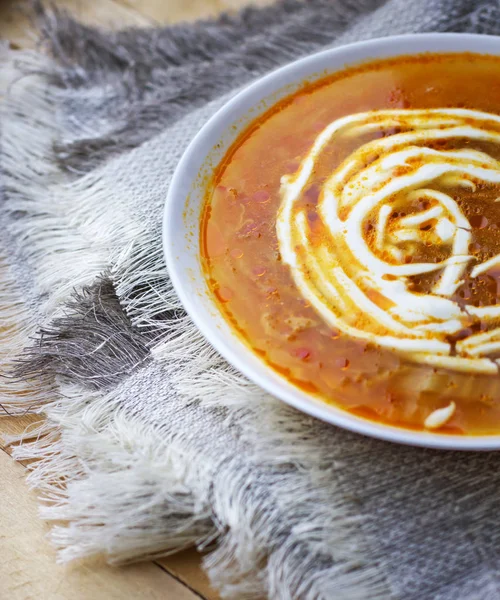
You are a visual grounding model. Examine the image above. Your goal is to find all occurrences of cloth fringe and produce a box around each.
[0,10,391,598]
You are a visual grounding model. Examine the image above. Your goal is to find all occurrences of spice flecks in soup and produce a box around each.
[277,108,500,373]
[201,53,500,435]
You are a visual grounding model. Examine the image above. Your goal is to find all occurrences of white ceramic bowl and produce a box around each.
[164,33,500,450]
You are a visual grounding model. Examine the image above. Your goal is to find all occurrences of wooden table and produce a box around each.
[0,1,270,598]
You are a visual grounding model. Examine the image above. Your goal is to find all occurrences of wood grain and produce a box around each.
[0,0,151,48]
[119,0,272,23]
[0,0,269,598]
[0,415,220,600]
[0,449,203,600]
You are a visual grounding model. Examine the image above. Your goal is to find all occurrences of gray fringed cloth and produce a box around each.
[3,1,500,599]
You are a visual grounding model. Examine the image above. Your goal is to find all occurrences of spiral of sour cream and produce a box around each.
[276,108,500,374]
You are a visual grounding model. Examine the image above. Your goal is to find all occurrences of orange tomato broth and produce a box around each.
[201,52,500,435]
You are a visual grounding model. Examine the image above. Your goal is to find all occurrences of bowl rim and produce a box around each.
[164,32,500,451]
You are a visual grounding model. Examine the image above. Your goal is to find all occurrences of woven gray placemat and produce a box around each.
[2,1,500,598]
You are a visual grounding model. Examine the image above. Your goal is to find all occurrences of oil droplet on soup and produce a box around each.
[201,52,500,436]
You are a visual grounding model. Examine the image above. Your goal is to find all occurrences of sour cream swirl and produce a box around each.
[276,108,500,374]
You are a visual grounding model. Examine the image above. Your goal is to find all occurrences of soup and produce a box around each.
[201,53,500,435]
